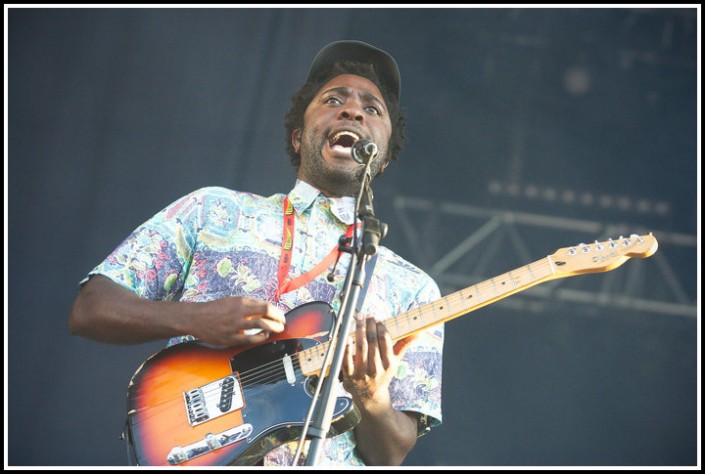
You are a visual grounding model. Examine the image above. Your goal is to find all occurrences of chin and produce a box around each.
[317,170,362,197]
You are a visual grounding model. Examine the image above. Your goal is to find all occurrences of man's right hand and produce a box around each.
[188,297,286,347]
[68,275,286,347]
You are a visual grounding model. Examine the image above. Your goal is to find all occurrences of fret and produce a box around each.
[526,262,536,281]
[405,306,420,335]
[296,234,658,377]
[508,270,517,290]
[391,310,405,336]
[498,274,508,292]
[434,300,448,324]
[546,255,557,275]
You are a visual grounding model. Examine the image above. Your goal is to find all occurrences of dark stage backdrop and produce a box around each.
[7,7,699,467]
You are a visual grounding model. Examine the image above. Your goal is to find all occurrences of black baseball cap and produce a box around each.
[306,40,401,101]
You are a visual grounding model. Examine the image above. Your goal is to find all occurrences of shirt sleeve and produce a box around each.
[80,189,205,300]
[388,277,444,435]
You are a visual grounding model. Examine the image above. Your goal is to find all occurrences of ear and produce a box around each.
[291,129,302,153]
[376,160,390,176]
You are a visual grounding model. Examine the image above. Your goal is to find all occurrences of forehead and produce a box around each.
[315,74,387,106]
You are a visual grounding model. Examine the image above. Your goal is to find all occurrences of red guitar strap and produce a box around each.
[275,197,355,300]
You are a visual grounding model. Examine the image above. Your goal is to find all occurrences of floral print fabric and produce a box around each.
[84,180,443,466]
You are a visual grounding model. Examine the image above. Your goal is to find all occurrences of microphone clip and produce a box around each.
[327,234,354,282]
[352,138,378,165]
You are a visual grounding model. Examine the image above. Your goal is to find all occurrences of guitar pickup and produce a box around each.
[218,376,236,412]
[184,374,245,426]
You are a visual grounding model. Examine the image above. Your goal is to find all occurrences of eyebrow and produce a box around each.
[321,86,387,112]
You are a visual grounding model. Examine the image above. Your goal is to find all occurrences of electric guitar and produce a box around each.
[124,233,658,466]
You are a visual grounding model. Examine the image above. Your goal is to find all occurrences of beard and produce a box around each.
[297,128,386,197]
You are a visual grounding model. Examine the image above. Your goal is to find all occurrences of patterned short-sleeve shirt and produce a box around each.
[85,180,443,466]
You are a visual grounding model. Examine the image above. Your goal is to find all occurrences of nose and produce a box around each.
[339,102,364,122]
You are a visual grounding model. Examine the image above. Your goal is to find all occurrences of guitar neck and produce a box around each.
[386,256,558,341]
[298,255,558,376]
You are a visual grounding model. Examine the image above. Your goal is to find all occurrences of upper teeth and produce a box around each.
[330,131,360,144]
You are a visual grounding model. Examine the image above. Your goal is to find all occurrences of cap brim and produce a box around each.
[307,40,400,101]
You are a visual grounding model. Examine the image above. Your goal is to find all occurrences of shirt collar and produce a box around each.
[288,179,356,225]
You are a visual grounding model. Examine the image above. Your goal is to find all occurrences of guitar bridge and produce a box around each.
[184,374,245,426]
[166,423,253,464]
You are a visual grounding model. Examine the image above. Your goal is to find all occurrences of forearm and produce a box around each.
[352,393,418,466]
[69,274,286,347]
[68,275,192,345]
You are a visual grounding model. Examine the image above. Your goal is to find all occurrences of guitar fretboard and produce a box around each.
[297,256,557,376]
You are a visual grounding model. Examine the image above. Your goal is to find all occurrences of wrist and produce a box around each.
[353,388,393,416]
[157,299,197,338]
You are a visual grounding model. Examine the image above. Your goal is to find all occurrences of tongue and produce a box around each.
[329,141,354,157]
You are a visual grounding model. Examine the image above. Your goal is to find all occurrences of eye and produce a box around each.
[324,96,342,105]
[365,105,381,116]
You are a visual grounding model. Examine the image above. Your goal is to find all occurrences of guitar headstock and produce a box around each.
[549,233,658,276]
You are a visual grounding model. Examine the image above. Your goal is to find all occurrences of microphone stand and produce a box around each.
[296,159,387,466]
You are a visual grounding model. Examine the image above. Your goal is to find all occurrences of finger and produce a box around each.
[243,299,286,325]
[355,317,367,376]
[263,303,286,324]
[366,318,383,376]
[342,341,354,378]
[243,315,284,334]
[376,321,394,370]
[230,331,271,346]
[237,299,286,333]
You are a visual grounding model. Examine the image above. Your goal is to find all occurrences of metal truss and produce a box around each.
[391,196,698,319]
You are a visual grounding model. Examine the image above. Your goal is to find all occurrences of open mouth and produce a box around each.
[328,130,361,154]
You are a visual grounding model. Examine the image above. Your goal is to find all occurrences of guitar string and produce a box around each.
[134,257,561,418]
[131,238,653,425]
[132,359,297,421]
[134,255,581,427]
[133,358,318,423]
[132,357,321,426]
[189,244,638,399]
[151,258,556,409]
[137,289,486,414]
[131,241,650,437]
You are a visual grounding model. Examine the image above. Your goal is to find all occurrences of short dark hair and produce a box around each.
[284,61,406,169]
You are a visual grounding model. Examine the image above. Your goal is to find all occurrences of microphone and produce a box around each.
[351,138,378,165]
